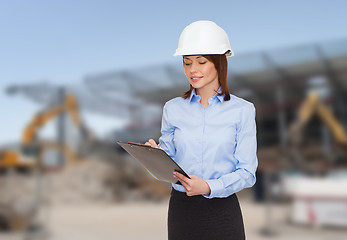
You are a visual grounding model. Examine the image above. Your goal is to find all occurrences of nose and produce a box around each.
[190,62,198,74]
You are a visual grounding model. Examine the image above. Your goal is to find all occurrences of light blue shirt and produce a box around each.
[158,87,258,199]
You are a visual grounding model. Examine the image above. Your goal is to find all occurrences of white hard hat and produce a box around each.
[174,20,234,57]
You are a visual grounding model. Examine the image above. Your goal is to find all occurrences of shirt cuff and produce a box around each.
[203,179,224,199]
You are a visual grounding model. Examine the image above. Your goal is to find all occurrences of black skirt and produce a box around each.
[168,188,245,240]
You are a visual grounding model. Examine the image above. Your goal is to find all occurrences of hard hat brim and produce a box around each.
[173,49,234,57]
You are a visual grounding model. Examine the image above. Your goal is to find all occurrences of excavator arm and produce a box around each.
[1,93,83,169]
[287,93,320,147]
[316,104,347,147]
[287,92,347,169]
[22,94,80,145]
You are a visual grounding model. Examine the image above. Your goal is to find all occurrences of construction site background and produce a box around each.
[1,1,347,240]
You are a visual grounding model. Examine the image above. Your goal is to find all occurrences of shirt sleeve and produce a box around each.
[204,103,258,199]
[158,103,176,160]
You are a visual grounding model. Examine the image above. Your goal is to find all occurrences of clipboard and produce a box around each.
[117,141,190,184]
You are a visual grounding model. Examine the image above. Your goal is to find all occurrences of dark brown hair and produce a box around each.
[182,54,230,101]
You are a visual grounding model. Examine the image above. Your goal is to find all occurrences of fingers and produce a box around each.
[176,179,191,192]
[174,172,193,196]
[180,181,191,193]
[174,174,209,196]
[145,139,158,148]
[149,139,158,148]
[173,171,190,187]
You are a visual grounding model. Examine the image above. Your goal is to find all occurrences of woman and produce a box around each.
[145,20,258,240]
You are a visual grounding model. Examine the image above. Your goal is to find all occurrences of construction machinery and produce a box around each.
[286,91,347,171]
[0,93,88,236]
[0,93,84,170]
[279,91,347,228]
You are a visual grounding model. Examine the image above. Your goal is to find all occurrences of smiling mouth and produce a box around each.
[191,76,202,82]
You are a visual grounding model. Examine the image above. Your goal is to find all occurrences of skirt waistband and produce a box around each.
[170,187,236,202]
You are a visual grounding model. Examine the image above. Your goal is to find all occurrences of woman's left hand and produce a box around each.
[173,172,211,197]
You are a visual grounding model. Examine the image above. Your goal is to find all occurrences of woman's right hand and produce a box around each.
[145,139,159,148]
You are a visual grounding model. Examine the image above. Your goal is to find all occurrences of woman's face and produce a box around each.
[183,55,218,91]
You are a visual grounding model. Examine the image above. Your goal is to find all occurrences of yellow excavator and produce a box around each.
[287,92,347,169]
[0,93,83,170]
[0,93,87,233]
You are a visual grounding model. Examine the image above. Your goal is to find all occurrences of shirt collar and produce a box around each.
[189,86,225,103]
[216,86,225,103]
[189,88,200,102]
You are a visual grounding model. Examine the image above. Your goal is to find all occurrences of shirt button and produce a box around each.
[197,159,201,163]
